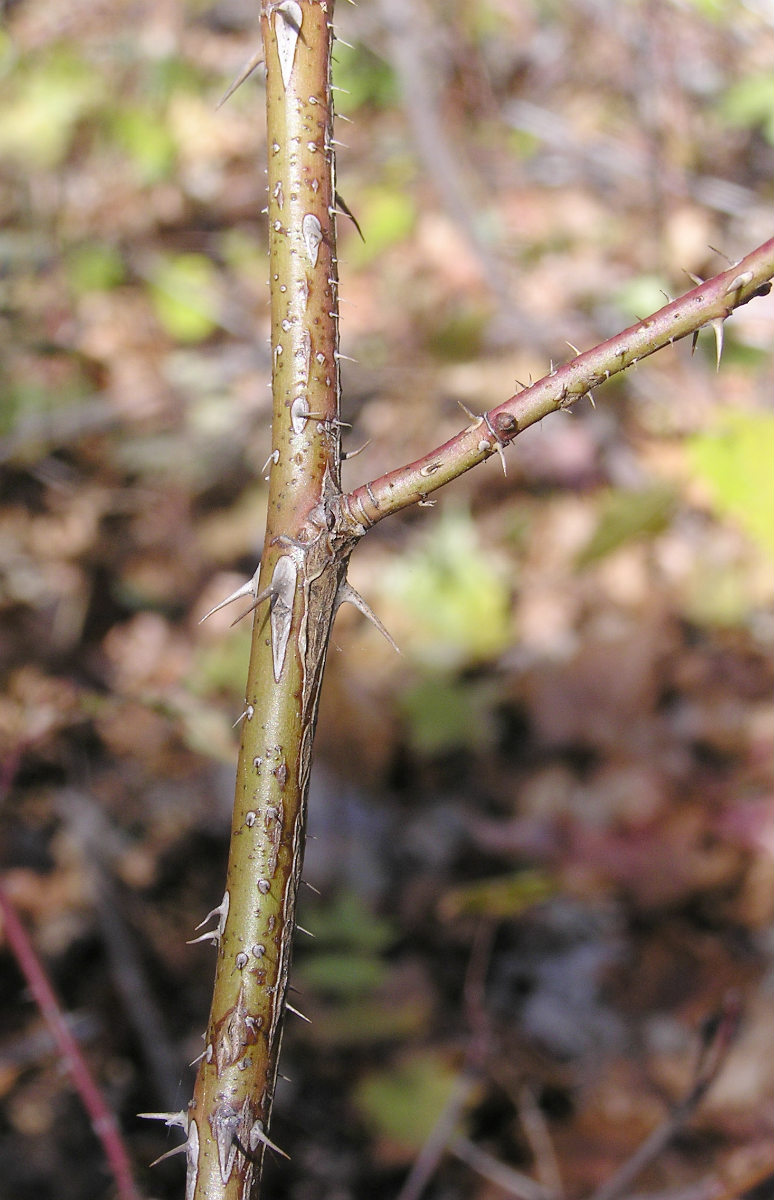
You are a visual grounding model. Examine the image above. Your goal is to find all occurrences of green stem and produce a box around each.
[187,5,355,1198]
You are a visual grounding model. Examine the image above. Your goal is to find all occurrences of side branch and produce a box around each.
[342,239,773,528]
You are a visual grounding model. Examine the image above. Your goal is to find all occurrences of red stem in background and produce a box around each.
[0,872,142,1200]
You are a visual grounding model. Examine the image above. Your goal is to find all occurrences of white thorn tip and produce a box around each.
[139,1111,188,1129]
[335,581,400,653]
[217,48,264,109]
[150,1142,188,1167]
[710,318,724,370]
[286,1002,312,1023]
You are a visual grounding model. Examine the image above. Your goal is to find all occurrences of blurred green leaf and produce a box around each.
[426,305,489,362]
[306,891,395,954]
[148,253,220,342]
[66,243,126,294]
[718,73,774,142]
[686,411,774,557]
[614,274,672,320]
[439,870,557,920]
[353,1054,461,1151]
[0,49,104,167]
[110,106,177,183]
[348,186,416,263]
[400,675,497,755]
[381,507,512,669]
[331,42,398,114]
[304,995,430,1047]
[297,952,388,998]
[576,485,675,567]
[188,628,252,698]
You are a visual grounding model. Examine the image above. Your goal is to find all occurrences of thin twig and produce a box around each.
[451,1135,553,1200]
[0,880,143,1200]
[396,921,497,1200]
[587,993,742,1200]
[518,1083,563,1200]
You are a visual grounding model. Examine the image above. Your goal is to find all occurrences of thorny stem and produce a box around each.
[186,4,354,1199]
[171,4,774,1195]
[341,238,774,528]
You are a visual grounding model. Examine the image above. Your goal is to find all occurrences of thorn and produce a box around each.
[273,0,303,38]
[333,190,364,240]
[303,880,321,894]
[457,399,478,422]
[261,449,280,474]
[285,1002,311,1023]
[710,318,724,370]
[296,924,315,937]
[335,580,400,653]
[333,351,358,362]
[565,341,581,357]
[195,898,228,932]
[585,391,596,408]
[691,330,699,355]
[229,586,275,627]
[139,1111,188,1130]
[246,1124,291,1161]
[686,271,705,287]
[199,565,268,623]
[418,497,436,507]
[482,413,507,477]
[334,36,354,48]
[709,244,733,265]
[724,270,753,295]
[217,47,264,108]
[150,1142,189,1167]
[342,439,371,461]
[187,929,220,947]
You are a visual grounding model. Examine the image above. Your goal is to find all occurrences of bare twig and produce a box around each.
[396,922,497,1200]
[451,1135,553,1200]
[587,993,743,1200]
[0,880,143,1200]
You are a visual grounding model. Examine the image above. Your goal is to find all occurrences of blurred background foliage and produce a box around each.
[0,1,772,1198]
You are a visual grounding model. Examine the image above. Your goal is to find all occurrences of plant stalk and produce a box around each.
[186,5,355,1198]
[173,2,774,1191]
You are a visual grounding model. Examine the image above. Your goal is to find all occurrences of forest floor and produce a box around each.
[1,2,773,1199]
